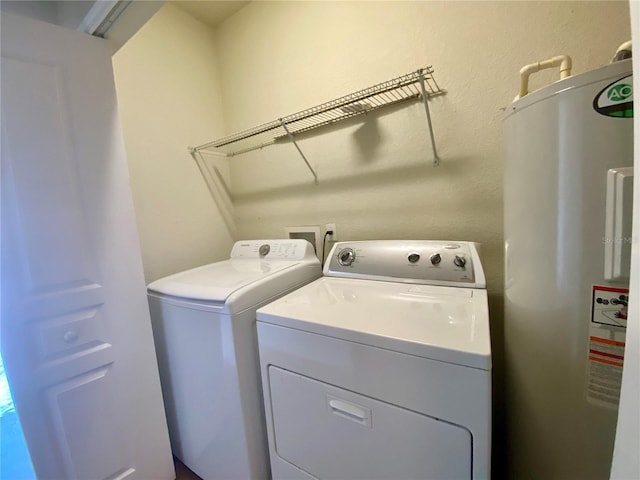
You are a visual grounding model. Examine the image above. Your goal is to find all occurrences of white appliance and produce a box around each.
[257,240,492,479]
[504,58,633,479]
[147,240,321,479]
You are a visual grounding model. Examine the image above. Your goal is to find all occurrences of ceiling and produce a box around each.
[170,1,250,28]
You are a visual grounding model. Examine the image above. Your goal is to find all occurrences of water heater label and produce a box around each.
[593,75,633,118]
[586,285,628,409]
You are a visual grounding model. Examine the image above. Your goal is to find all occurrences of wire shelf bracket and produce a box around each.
[417,70,441,167]
[279,118,318,184]
[191,66,446,181]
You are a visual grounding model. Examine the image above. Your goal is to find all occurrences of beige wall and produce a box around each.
[112,3,233,283]
[111,0,630,290]
[214,0,630,298]
[111,1,630,473]
[212,3,630,470]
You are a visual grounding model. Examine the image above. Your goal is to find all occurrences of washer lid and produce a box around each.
[257,277,491,370]
[147,259,298,302]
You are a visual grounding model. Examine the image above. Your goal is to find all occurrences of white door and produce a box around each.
[1,12,174,480]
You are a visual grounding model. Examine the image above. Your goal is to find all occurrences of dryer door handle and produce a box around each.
[327,396,372,428]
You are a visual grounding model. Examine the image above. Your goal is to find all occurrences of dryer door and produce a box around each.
[268,366,472,479]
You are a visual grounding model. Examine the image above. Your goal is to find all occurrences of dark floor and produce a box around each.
[174,457,202,480]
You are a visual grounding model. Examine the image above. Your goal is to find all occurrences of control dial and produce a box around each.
[259,244,270,257]
[430,253,442,265]
[408,253,420,263]
[338,248,356,266]
[454,255,466,268]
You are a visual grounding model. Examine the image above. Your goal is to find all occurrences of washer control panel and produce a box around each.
[325,241,485,288]
[230,239,317,261]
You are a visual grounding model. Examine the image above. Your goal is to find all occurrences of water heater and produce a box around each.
[503,57,633,479]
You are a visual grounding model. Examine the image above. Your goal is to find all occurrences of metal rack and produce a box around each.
[190,67,445,183]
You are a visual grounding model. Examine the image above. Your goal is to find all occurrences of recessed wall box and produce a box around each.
[285,226,321,257]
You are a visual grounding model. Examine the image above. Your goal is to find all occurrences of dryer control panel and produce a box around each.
[325,241,485,288]
[231,239,317,261]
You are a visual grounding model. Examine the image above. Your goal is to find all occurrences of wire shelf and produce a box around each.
[193,67,444,158]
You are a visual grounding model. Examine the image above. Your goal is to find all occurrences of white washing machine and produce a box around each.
[257,240,492,480]
[147,240,321,480]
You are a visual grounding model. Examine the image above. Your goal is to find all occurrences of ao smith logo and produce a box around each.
[594,75,633,118]
[607,83,632,101]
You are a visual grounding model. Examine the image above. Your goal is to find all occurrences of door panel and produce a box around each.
[2,56,96,292]
[45,366,132,480]
[1,13,174,480]
[32,305,105,361]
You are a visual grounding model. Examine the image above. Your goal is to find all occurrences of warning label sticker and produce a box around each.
[587,285,628,409]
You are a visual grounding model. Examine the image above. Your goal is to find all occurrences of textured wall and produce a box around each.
[112,3,233,283]
[212,2,630,471]
[214,1,630,297]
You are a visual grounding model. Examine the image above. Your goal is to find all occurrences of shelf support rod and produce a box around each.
[417,70,441,166]
[189,148,237,236]
[279,118,319,184]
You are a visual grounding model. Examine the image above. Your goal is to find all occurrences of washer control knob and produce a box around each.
[338,248,355,266]
[430,253,442,265]
[408,253,420,263]
[454,255,466,268]
[259,244,270,257]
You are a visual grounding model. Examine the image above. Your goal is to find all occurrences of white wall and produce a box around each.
[0,1,163,53]
[610,1,639,477]
[0,1,57,24]
[112,3,233,282]
[56,1,95,30]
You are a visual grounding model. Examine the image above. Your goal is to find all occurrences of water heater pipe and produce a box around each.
[611,40,632,62]
[517,55,572,99]
[615,40,633,54]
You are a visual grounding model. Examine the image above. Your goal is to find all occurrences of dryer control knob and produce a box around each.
[454,255,466,268]
[338,248,355,266]
[408,253,420,263]
[259,244,270,257]
[430,253,442,265]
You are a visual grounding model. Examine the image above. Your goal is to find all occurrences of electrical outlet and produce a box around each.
[326,223,337,242]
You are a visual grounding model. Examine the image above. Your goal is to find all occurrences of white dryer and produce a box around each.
[257,240,491,480]
[147,240,321,480]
